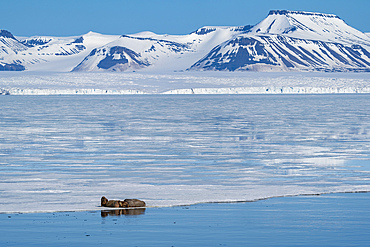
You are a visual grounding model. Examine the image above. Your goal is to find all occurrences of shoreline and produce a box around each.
[1,71,369,95]
[2,87,370,95]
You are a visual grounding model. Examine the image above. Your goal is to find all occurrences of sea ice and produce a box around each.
[0,94,369,213]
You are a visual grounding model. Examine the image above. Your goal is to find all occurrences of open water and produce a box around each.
[1,193,370,246]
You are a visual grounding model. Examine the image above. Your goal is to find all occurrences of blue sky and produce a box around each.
[2,0,369,36]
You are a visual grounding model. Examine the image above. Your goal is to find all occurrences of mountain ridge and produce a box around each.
[268,10,340,19]
[1,10,370,72]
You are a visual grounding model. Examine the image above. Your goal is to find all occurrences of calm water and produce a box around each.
[1,193,370,246]
[0,95,369,212]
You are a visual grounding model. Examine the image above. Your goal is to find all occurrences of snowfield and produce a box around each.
[0,71,369,95]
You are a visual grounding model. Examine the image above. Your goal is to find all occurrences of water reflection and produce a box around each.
[101,208,146,217]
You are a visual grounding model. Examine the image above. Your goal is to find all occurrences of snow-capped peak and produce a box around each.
[251,10,370,46]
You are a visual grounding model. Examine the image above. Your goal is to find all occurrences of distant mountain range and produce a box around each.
[1,10,370,72]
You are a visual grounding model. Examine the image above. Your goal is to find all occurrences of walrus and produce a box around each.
[101,196,120,208]
[101,196,109,206]
[101,196,146,208]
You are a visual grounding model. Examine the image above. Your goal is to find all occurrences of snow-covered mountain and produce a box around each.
[1,10,370,72]
[190,10,370,72]
[3,32,120,72]
[72,27,243,72]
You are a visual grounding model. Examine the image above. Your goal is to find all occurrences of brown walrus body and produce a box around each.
[106,200,120,208]
[101,196,146,208]
[121,199,146,207]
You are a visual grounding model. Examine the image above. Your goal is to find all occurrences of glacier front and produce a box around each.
[0,71,369,95]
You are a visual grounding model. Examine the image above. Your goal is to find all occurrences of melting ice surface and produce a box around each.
[0,94,369,213]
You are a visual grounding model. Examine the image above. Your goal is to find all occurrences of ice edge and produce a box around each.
[1,190,369,215]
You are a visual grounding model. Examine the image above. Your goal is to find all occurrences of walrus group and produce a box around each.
[101,196,146,208]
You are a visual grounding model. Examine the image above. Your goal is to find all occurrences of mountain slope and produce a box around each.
[189,35,370,72]
[73,45,150,72]
[0,30,28,71]
[15,32,120,71]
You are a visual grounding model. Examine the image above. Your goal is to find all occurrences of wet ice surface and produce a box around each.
[0,94,369,213]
